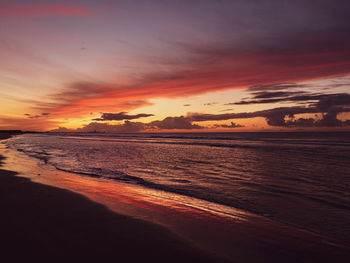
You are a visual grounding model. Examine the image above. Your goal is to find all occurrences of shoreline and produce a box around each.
[0,170,230,262]
[0,133,230,262]
[1,133,350,262]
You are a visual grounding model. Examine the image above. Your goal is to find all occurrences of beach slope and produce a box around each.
[0,133,229,263]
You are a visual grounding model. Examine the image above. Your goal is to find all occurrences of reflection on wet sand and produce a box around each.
[1,140,349,262]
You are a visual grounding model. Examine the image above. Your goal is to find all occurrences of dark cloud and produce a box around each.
[315,93,350,111]
[316,110,342,127]
[219,108,234,112]
[233,92,328,105]
[50,127,72,133]
[204,102,218,106]
[29,11,350,121]
[234,94,323,105]
[248,83,309,91]
[24,113,40,119]
[285,118,316,127]
[24,112,50,119]
[252,91,304,99]
[188,107,318,123]
[183,104,191,106]
[52,116,203,133]
[51,91,350,132]
[53,90,349,129]
[248,79,350,92]
[230,89,350,109]
[68,121,146,133]
[188,92,350,127]
[93,112,154,121]
[215,122,243,128]
[225,83,350,127]
[262,107,319,127]
[149,116,203,130]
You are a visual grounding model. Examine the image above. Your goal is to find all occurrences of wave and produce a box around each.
[47,136,349,152]
[5,132,350,244]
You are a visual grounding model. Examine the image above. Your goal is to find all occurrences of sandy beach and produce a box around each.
[1,132,350,263]
[0,133,230,262]
[2,1,350,262]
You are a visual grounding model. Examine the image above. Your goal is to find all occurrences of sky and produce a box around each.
[1,0,350,132]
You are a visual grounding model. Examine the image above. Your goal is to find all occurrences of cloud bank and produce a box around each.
[188,92,350,128]
[93,112,154,121]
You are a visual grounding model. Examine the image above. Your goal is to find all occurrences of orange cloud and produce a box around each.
[0,116,61,131]
[47,28,350,117]
[11,25,350,130]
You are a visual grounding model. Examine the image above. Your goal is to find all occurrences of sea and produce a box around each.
[4,132,350,245]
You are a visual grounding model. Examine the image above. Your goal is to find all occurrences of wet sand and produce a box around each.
[1,132,350,263]
[0,133,229,262]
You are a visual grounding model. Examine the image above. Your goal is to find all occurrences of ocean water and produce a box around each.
[5,132,350,244]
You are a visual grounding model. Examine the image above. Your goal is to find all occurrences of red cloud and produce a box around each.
[0,4,92,17]
[28,28,350,121]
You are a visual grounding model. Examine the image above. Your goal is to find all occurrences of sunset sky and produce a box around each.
[1,0,350,132]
